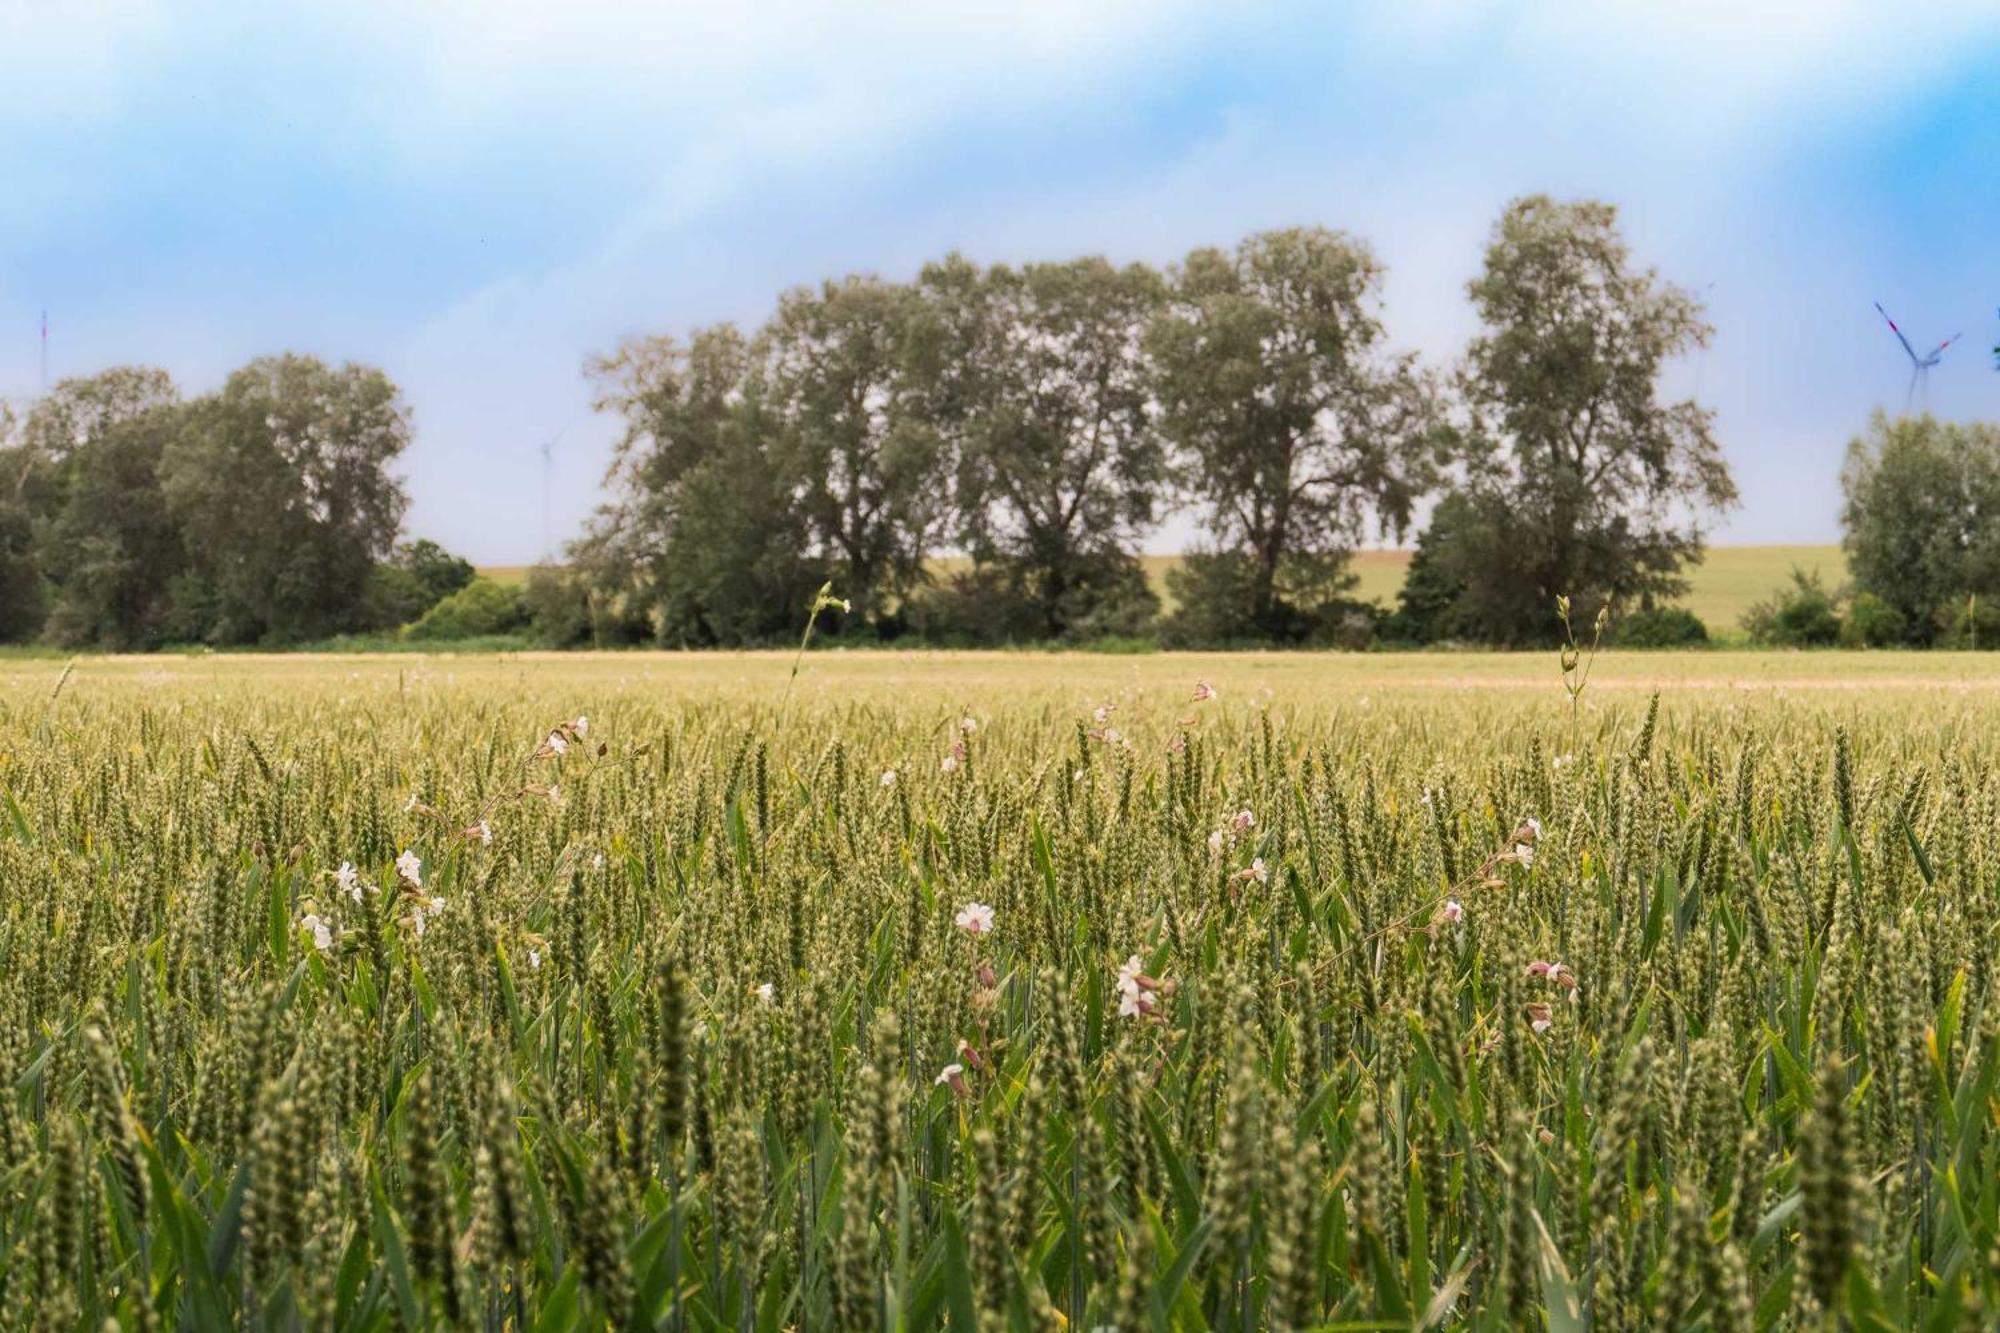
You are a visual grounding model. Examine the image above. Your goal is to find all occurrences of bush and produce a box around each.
[522,565,592,648]
[1938,594,2000,650]
[401,577,527,641]
[1160,550,1367,648]
[1610,606,1708,648]
[907,556,1158,646]
[1741,567,1841,646]
[1840,592,1907,648]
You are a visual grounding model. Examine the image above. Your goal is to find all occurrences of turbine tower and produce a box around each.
[540,434,557,562]
[1874,302,1960,412]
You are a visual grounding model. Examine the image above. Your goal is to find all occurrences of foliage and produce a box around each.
[1159,548,1374,647]
[762,276,946,634]
[1439,195,1736,643]
[8,367,185,648]
[1742,566,1843,646]
[3,660,1999,1329]
[399,576,527,640]
[1609,604,1709,648]
[362,540,479,631]
[1840,591,1908,649]
[1840,412,2000,644]
[910,555,1159,646]
[161,354,412,643]
[1389,489,1514,643]
[1149,228,1440,637]
[521,563,593,647]
[927,254,1168,638]
[583,326,825,646]
[1937,593,2000,651]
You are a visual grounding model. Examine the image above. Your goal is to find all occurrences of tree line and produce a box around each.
[0,357,478,648]
[8,193,1981,653]
[534,194,1735,649]
[1743,413,2000,649]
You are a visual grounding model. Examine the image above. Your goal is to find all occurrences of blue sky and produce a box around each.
[2,2,1997,563]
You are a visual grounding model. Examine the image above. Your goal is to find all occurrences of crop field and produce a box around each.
[3,649,1999,1330]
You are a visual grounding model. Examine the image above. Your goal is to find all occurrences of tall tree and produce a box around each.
[1148,228,1439,640]
[0,402,45,641]
[761,276,945,632]
[162,355,410,643]
[1840,412,2000,643]
[929,255,1165,638]
[18,368,185,648]
[582,326,819,644]
[1433,194,1734,642]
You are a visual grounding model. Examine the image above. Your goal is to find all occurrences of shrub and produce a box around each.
[1938,594,2000,650]
[1742,567,1841,646]
[1610,606,1709,648]
[1840,592,1907,648]
[522,565,591,648]
[401,577,527,641]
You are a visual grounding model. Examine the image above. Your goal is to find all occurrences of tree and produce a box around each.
[1741,567,1842,646]
[16,368,184,648]
[0,402,44,640]
[1387,489,1496,643]
[1148,228,1440,641]
[362,538,478,631]
[401,577,526,641]
[1839,412,2000,644]
[928,256,1166,638]
[161,355,411,643]
[1434,195,1734,643]
[582,326,820,644]
[761,276,946,633]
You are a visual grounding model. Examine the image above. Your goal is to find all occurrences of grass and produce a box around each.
[4,647,1991,1329]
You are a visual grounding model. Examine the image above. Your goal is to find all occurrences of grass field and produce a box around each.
[4,648,1991,1329]
[485,545,1849,640]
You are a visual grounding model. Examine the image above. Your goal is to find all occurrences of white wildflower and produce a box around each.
[395,849,422,886]
[954,901,995,934]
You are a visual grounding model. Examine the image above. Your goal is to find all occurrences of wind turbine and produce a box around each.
[539,433,558,562]
[537,424,577,562]
[1874,302,1960,412]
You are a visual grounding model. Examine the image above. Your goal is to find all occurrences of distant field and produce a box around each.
[485,545,1846,637]
[1140,545,1847,632]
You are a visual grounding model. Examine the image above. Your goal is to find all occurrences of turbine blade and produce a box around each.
[1875,302,1919,362]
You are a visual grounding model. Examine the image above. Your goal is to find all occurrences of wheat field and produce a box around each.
[1,649,1995,1329]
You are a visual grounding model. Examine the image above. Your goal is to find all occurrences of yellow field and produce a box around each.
[13,642,1991,715]
[485,544,1847,637]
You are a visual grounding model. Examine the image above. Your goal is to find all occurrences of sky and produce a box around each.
[2,1,1997,564]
